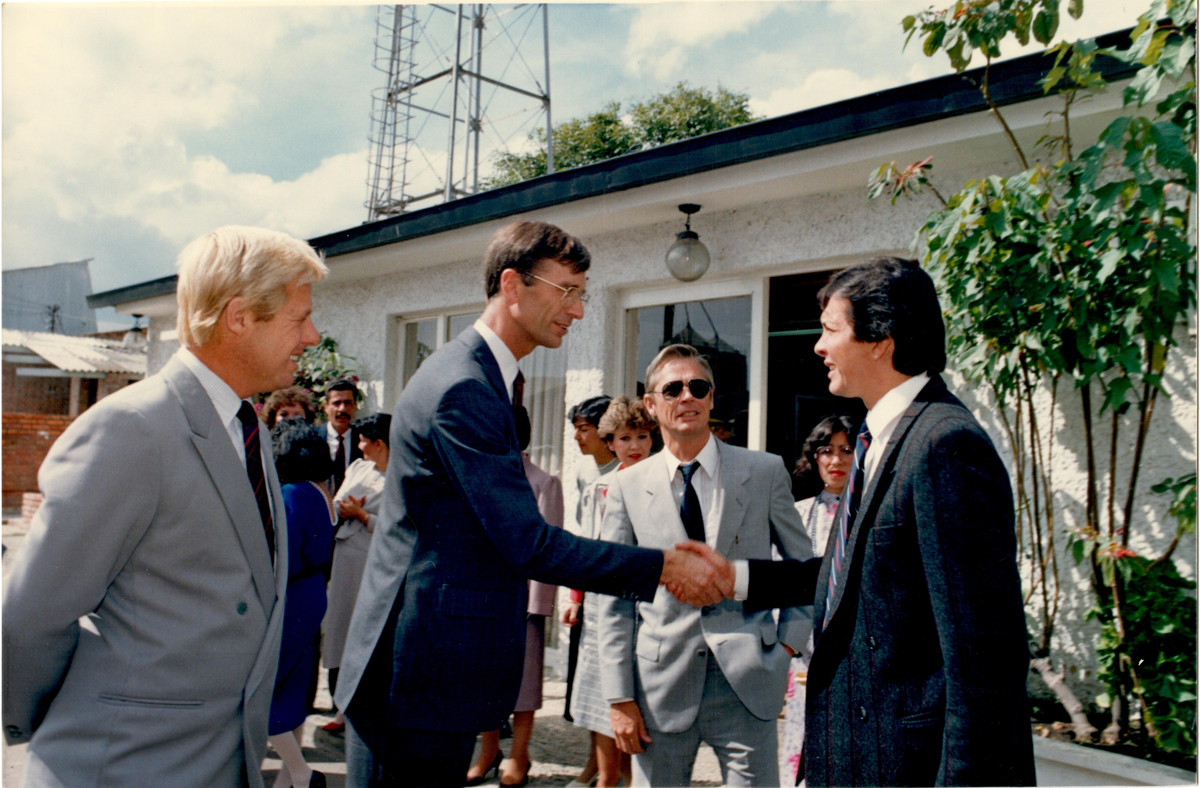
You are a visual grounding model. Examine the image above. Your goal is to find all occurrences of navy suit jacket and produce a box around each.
[745,376,1034,787]
[335,328,663,734]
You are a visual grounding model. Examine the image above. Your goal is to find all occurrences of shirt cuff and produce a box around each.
[733,560,749,601]
[570,589,584,603]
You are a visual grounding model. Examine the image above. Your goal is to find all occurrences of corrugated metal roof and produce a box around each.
[2,328,147,376]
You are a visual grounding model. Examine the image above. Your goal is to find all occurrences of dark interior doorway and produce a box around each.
[766,271,865,498]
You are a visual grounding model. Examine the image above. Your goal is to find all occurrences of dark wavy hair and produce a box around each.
[794,414,857,499]
[818,257,946,376]
[354,413,391,447]
[271,420,334,486]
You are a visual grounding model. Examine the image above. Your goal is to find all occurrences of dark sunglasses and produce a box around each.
[650,378,713,401]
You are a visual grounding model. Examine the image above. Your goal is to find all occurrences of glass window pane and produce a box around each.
[447,312,481,342]
[629,295,752,447]
[521,338,567,478]
[403,318,438,385]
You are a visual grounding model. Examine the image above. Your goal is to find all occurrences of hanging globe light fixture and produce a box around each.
[664,203,711,282]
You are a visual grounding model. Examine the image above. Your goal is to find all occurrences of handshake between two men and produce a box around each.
[657,541,737,607]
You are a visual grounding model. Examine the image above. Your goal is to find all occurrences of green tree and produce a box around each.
[483,83,757,189]
[871,0,1196,755]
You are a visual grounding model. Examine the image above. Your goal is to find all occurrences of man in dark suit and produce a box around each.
[324,378,363,492]
[335,221,729,788]
[682,258,1034,787]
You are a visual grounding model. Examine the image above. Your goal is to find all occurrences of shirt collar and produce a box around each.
[663,433,719,479]
[864,372,930,438]
[473,319,520,401]
[176,347,249,428]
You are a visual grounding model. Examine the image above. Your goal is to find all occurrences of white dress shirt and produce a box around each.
[176,348,256,467]
[326,422,353,467]
[862,372,929,486]
[176,347,273,519]
[474,319,520,402]
[660,435,722,548]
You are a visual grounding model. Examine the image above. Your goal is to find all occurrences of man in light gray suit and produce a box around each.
[3,226,327,788]
[598,343,813,787]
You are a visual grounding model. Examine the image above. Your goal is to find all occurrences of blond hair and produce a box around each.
[175,226,328,348]
[644,343,714,394]
[598,396,657,440]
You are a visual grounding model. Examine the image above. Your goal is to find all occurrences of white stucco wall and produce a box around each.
[307,164,1196,699]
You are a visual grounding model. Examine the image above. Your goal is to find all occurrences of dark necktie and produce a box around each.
[236,402,275,562]
[679,461,706,543]
[512,370,525,408]
[823,424,871,628]
[334,432,347,491]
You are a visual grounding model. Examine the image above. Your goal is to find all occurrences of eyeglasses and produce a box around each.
[649,378,713,401]
[522,273,590,308]
[815,445,855,459]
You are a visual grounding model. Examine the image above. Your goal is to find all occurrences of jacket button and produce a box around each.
[237,602,248,615]
[701,604,715,615]
[858,707,868,721]
[697,649,708,658]
[868,636,878,649]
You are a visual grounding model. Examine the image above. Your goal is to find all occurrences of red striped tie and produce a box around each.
[237,402,275,563]
[823,424,870,628]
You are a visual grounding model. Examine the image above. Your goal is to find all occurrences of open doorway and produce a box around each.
[766,271,865,498]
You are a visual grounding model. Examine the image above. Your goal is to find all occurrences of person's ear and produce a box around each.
[871,336,895,363]
[223,296,250,337]
[499,268,523,303]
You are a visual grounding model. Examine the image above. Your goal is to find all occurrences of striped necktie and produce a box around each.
[237,402,275,563]
[823,424,870,628]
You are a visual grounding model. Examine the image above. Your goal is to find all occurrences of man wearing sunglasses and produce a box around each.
[333,222,732,788]
[597,343,812,787]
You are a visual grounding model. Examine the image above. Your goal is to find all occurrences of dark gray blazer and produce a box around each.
[746,375,1034,787]
[334,328,663,735]
[2,356,288,788]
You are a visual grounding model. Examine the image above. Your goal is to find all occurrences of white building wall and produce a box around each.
[301,165,1194,701]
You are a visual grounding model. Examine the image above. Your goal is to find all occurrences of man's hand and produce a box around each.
[659,544,733,607]
[610,701,652,754]
[662,541,735,606]
[560,599,581,627]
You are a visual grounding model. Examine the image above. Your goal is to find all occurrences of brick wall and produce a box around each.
[2,363,71,414]
[2,413,73,509]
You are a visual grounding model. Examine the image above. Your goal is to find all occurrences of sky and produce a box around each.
[2,0,1145,329]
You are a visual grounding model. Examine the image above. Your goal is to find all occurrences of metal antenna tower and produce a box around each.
[365,4,554,221]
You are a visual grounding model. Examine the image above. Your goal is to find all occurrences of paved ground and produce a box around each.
[1,513,730,787]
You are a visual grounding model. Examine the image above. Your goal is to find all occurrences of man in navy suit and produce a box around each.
[335,221,730,788]
[683,258,1034,787]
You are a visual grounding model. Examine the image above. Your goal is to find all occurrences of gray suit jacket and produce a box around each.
[2,356,288,788]
[597,440,812,732]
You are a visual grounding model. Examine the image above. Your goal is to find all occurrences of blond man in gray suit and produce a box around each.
[3,226,327,788]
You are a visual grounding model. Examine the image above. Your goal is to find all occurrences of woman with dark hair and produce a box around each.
[320,412,392,734]
[267,420,336,788]
[779,413,855,784]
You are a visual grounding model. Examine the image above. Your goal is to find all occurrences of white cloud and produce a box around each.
[624,2,781,80]
[3,4,372,280]
[748,67,899,116]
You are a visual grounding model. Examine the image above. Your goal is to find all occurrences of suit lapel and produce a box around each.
[466,330,519,450]
[820,380,939,631]
[645,453,689,543]
[164,358,276,613]
[714,441,748,557]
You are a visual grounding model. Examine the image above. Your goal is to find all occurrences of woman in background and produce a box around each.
[568,396,656,788]
[779,414,855,785]
[268,420,337,788]
[320,413,391,734]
